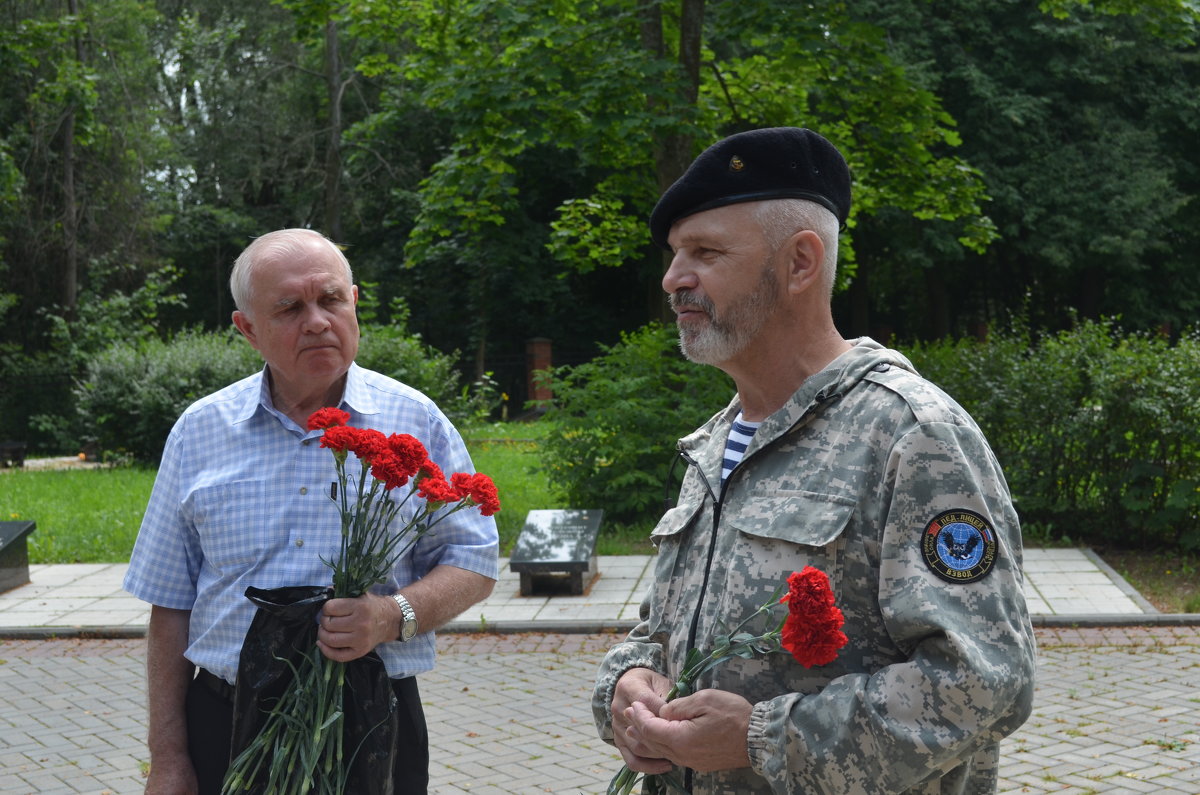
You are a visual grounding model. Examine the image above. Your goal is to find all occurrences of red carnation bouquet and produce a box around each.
[222,407,499,795]
[304,407,499,599]
[607,567,847,795]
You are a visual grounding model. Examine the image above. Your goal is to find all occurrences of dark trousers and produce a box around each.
[186,670,430,794]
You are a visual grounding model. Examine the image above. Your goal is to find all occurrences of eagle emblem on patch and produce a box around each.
[921,509,998,584]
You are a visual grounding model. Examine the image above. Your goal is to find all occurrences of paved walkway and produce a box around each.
[0,548,1166,635]
[1,628,1198,794]
[1,550,1197,793]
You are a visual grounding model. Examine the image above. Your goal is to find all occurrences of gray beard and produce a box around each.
[672,266,778,365]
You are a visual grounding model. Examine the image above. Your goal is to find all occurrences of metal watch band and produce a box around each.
[392,592,417,641]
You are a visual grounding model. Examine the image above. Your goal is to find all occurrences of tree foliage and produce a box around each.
[1,0,1199,456]
[843,0,1200,338]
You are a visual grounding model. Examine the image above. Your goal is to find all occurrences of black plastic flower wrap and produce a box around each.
[227,585,398,795]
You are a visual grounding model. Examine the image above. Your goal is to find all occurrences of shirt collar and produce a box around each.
[232,362,378,426]
[340,362,381,418]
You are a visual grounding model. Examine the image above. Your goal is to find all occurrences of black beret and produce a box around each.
[649,127,851,250]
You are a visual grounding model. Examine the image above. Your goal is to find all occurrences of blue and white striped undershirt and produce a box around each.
[721,413,761,484]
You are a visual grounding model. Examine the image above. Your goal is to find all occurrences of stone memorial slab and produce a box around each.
[0,520,35,593]
[509,509,603,596]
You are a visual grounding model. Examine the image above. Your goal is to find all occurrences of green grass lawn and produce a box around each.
[3,466,153,563]
[2,420,654,564]
[6,429,1197,612]
[462,421,565,552]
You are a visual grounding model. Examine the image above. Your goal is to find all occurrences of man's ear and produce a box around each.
[784,230,826,295]
[232,310,259,349]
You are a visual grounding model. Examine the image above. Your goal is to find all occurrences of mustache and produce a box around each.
[668,290,714,314]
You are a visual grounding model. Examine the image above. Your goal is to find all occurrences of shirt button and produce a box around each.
[299,487,308,495]
[295,539,304,547]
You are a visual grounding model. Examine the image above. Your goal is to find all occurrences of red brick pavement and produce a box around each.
[0,627,1196,794]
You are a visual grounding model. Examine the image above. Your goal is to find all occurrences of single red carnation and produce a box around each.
[781,607,847,668]
[416,460,458,503]
[346,428,389,463]
[459,472,500,516]
[386,434,427,479]
[307,407,350,431]
[319,425,359,453]
[780,567,848,668]
[371,452,411,491]
[450,472,473,500]
[782,567,837,612]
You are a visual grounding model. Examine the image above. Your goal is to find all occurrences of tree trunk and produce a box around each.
[62,0,83,315]
[847,258,870,338]
[323,16,343,242]
[923,265,950,339]
[643,0,705,324]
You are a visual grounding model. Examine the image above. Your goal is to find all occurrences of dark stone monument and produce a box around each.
[0,441,26,468]
[509,509,603,596]
[0,520,35,593]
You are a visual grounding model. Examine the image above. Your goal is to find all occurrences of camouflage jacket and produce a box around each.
[593,339,1036,794]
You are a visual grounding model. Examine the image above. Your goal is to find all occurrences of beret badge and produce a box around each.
[729,155,745,172]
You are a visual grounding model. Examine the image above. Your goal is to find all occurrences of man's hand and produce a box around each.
[144,749,199,794]
[623,688,754,773]
[316,593,396,662]
[611,667,674,774]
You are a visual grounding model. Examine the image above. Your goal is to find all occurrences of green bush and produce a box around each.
[355,325,499,425]
[906,320,1200,552]
[69,323,491,464]
[540,318,1200,552]
[0,345,75,453]
[72,328,261,463]
[538,323,733,526]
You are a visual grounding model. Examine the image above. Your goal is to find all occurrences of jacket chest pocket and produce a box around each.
[725,489,856,591]
[646,501,707,638]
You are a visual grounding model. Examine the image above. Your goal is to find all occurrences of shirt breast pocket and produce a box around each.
[186,480,271,574]
[728,490,856,588]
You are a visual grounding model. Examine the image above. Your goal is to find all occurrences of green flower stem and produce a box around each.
[224,448,491,795]
[606,586,788,795]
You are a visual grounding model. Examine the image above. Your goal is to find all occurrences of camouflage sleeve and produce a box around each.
[591,589,666,743]
[746,420,1037,793]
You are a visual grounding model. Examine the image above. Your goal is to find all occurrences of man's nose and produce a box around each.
[662,253,697,295]
[300,304,331,332]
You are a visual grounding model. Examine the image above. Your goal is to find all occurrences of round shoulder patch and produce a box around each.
[920,509,998,584]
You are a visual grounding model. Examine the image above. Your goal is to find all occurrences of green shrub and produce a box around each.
[906,320,1200,552]
[0,345,75,453]
[71,328,261,463]
[68,323,494,464]
[538,322,733,526]
[356,325,499,425]
[540,318,1200,552]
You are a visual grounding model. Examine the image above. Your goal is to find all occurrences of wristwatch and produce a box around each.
[392,592,418,642]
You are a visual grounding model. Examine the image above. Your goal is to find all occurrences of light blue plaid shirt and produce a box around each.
[124,363,499,683]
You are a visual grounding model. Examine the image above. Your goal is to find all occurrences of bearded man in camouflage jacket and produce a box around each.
[592,127,1036,794]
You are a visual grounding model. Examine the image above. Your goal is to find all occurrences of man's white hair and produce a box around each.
[753,199,839,298]
[229,229,353,313]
